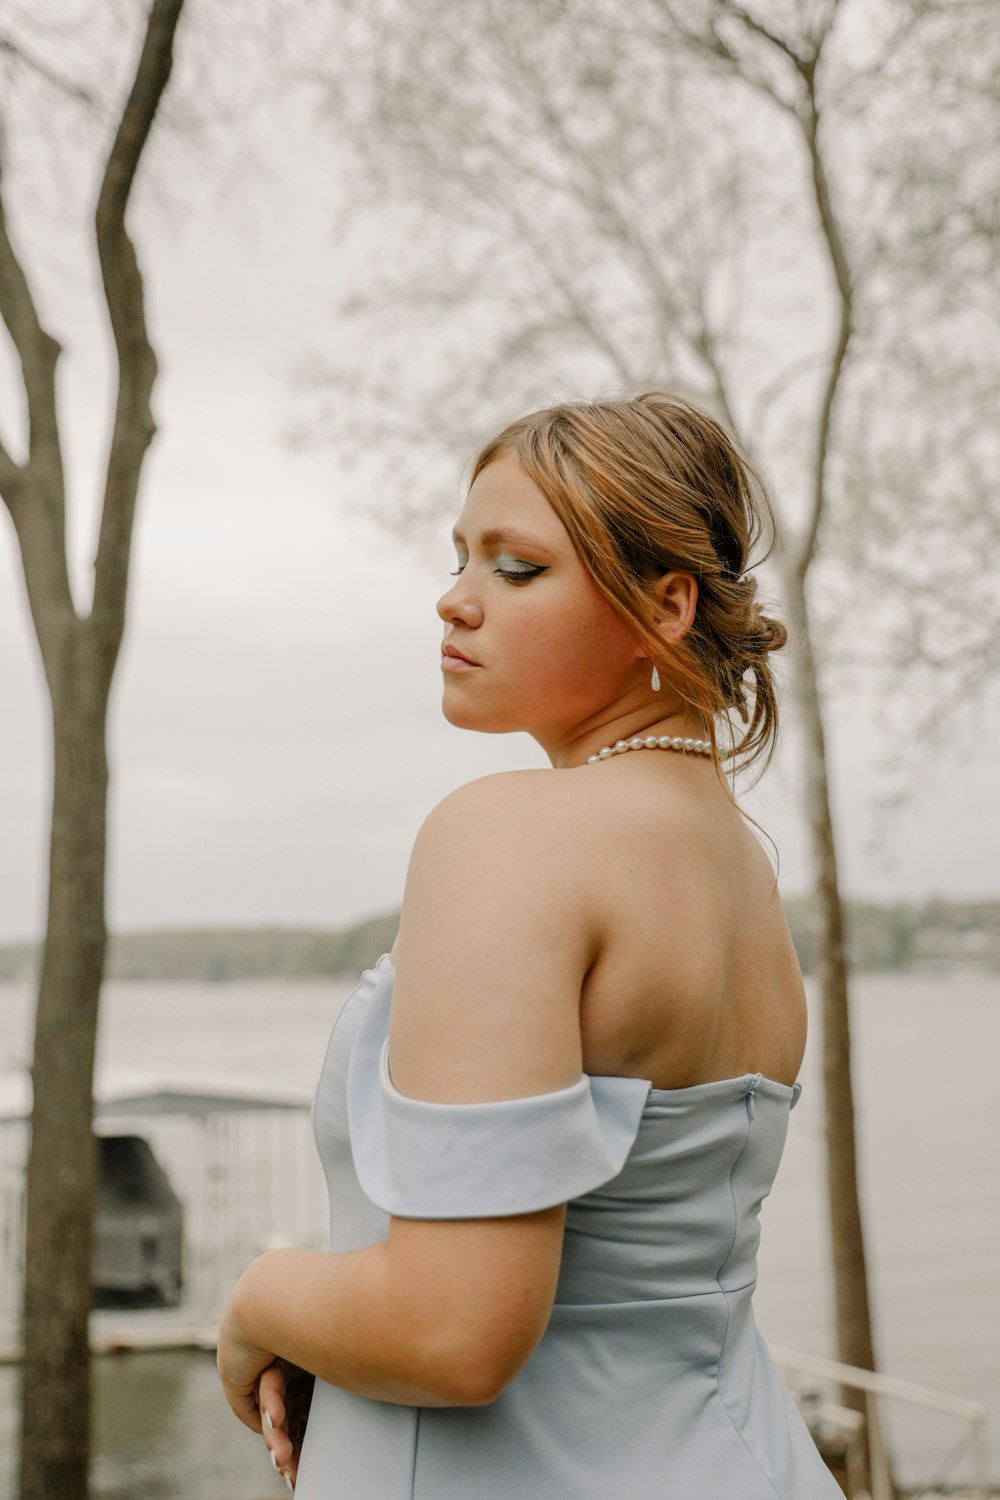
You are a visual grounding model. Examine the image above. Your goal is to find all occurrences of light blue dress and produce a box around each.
[296,954,841,1498]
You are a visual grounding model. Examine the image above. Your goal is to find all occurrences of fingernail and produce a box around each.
[263,1408,274,1435]
[284,1474,294,1493]
[270,1448,279,1471]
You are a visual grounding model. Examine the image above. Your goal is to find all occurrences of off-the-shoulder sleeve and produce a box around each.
[346,970,650,1219]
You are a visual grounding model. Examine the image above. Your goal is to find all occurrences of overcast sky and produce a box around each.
[1,41,997,945]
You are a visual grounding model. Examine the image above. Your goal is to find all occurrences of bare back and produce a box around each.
[561,757,806,1090]
[389,759,806,1107]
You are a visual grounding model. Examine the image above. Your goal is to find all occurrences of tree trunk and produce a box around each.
[0,9,184,1492]
[785,570,890,1494]
[19,630,110,1500]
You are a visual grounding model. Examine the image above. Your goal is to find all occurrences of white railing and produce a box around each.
[0,1104,329,1354]
[771,1344,991,1500]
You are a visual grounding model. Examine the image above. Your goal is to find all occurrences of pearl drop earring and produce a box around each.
[651,664,661,692]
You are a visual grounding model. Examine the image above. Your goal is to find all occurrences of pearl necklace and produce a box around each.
[587,734,713,765]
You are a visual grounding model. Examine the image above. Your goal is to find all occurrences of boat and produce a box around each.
[92,1133,183,1307]
[0,1067,320,1349]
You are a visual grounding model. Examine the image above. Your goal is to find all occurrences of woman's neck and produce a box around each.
[543,700,710,770]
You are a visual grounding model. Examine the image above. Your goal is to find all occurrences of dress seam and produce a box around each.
[716,1289,785,1500]
[714,1094,784,1500]
[410,1405,421,1497]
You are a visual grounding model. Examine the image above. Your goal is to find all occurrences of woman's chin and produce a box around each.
[440,693,514,734]
[441,699,488,730]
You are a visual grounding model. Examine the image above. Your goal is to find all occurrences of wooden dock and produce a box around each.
[0,1308,222,1363]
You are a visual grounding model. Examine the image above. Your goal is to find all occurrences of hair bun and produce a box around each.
[750,608,788,657]
[716,589,786,726]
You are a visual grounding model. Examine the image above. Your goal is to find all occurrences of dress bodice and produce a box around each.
[298,954,839,1500]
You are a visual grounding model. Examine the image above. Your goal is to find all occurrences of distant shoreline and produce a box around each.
[0,899,998,982]
[0,912,400,984]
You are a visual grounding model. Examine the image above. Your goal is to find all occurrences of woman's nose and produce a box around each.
[436,577,484,627]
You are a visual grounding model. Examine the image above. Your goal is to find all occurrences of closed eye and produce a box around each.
[496,563,546,583]
[449,559,547,583]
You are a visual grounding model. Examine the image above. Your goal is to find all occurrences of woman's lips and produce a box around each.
[441,643,481,670]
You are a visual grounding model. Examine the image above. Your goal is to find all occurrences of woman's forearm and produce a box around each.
[226,1244,493,1408]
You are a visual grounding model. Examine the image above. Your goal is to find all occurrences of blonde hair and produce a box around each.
[471,391,787,775]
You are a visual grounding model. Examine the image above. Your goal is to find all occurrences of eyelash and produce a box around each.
[450,563,546,584]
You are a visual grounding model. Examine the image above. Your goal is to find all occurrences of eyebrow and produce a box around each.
[451,526,554,553]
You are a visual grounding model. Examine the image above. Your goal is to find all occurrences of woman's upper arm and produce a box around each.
[384,1208,567,1404]
[380,773,594,1399]
[389,771,595,1103]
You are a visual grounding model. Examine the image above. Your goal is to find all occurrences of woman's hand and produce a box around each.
[259,1359,315,1490]
[216,1289,278,1431]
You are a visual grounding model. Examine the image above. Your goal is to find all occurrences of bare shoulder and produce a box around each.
[417,768,571,840]
[391,770,597,1102]
[410,768,605,885]
[413,763,711,899]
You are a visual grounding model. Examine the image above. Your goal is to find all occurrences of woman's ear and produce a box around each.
[652,571,698,643]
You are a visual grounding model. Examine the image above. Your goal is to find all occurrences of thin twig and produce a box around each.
[0,33,105,114]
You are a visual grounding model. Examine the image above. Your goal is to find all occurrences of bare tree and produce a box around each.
[0,3,185,1495]
[298,0,997,1485]
[650,0,878,1428]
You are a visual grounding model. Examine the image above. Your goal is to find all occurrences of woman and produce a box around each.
[218,392,842,1498]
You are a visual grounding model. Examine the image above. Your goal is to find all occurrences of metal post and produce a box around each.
[865,1389,893,1500]
[971,1411,991,1500]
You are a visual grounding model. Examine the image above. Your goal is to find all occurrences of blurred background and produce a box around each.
[0,2,997,1497]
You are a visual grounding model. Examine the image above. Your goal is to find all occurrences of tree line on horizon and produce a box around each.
[0,898,997,984]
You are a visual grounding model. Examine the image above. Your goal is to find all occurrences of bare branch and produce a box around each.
[503,202,636,385]
[0,430,24,507]
[90,0,185,662]
[793,74,854,581]
[0,170,65,490]
[748,351,832,439]
[651,0,802,115]
[485,31,705,357]
[808,0,843,54]
[0,32,104,113]
[682,4,853,580]
[690,318,742,440]
[0,155,75,669]
[716,2,814,73]
[452,20,751,410]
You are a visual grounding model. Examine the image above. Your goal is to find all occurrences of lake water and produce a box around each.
[0,968,997,1496]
